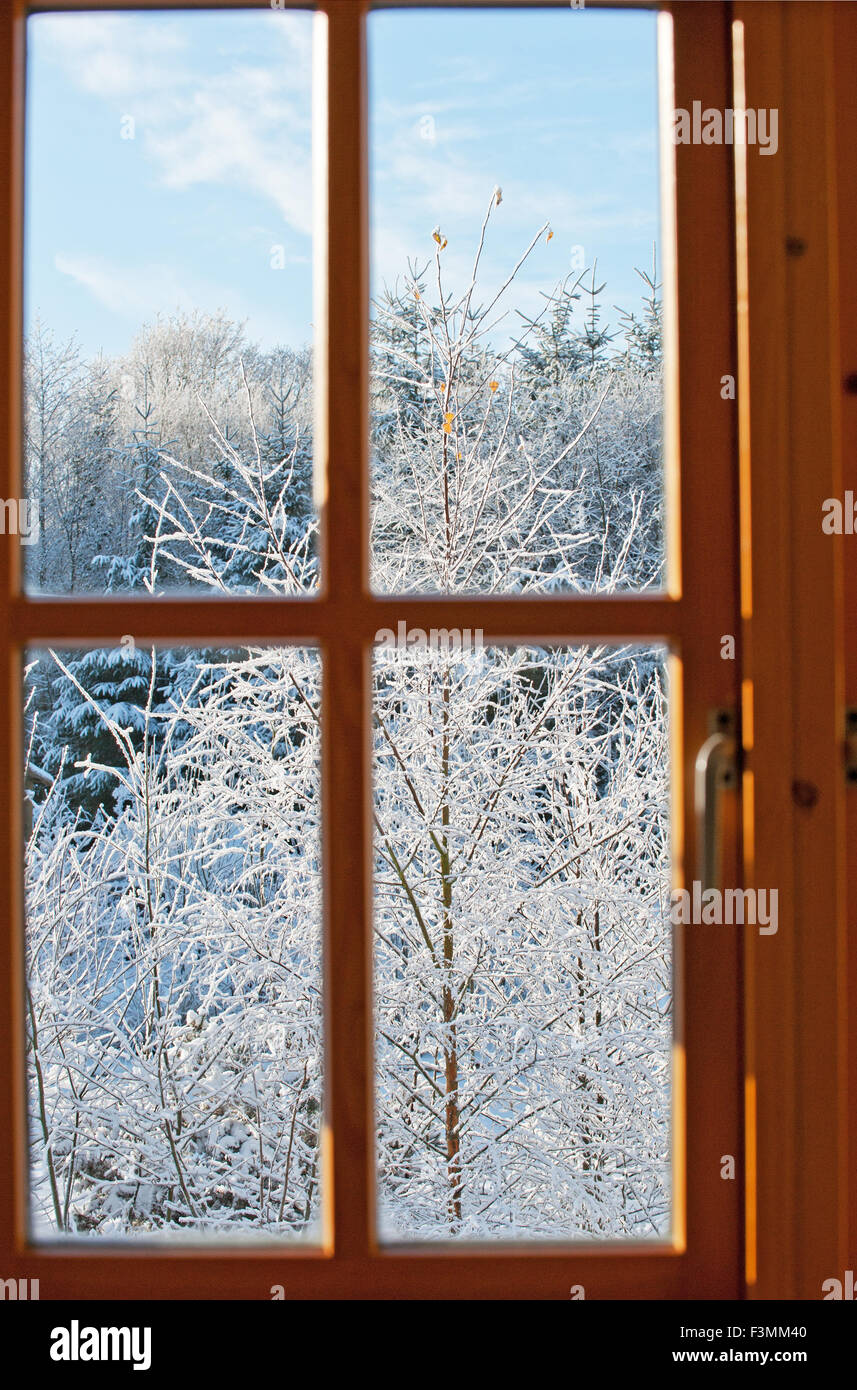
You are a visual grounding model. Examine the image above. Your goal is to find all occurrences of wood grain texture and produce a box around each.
[737,0,849,1300]
[832,0,857,1300]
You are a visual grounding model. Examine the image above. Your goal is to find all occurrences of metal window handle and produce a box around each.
[695,712,737,893]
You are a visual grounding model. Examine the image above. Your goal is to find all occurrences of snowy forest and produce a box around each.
[24,204,672,1241]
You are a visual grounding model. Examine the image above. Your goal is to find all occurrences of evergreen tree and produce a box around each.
[371,276,436,441]
[517,273,586,391]
[517,264,615,393]
[45,647,169,823]
[617,251,662,373]
[577,262,616,371]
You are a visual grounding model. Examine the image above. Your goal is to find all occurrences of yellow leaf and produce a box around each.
[414,289,421,301]
[457,451,462,460]
[489,380,499,393]
[433,229,443,245]
[547,229,554,242]
[441,238,448,250]
[443,412,454,434]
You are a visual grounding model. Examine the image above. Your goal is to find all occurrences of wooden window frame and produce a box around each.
[735,0,850,1301]
[0,0,849,1301]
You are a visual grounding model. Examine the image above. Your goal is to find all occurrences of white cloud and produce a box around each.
[145,71,312,234]
[33,13,189,98]
[54,253,194,318]
[33,11,312,235]
[52,252,307,352]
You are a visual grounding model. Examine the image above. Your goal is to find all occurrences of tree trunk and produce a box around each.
[439,669,462,1224]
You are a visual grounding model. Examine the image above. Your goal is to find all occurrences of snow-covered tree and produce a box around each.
[25,197,670,1240]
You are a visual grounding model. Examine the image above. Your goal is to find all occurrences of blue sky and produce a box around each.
[26,6,661,361]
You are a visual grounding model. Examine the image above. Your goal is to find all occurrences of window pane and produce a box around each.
[24,645,322,1240]
[369,7,665,595]
[23,9,317,595]
[373,641,671,1240]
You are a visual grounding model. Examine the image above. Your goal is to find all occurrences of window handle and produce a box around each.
[695,711,737,893]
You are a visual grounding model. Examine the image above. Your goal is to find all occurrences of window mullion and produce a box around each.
[318,0,374,1260]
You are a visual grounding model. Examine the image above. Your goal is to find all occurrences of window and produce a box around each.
[2,0,849,1302]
